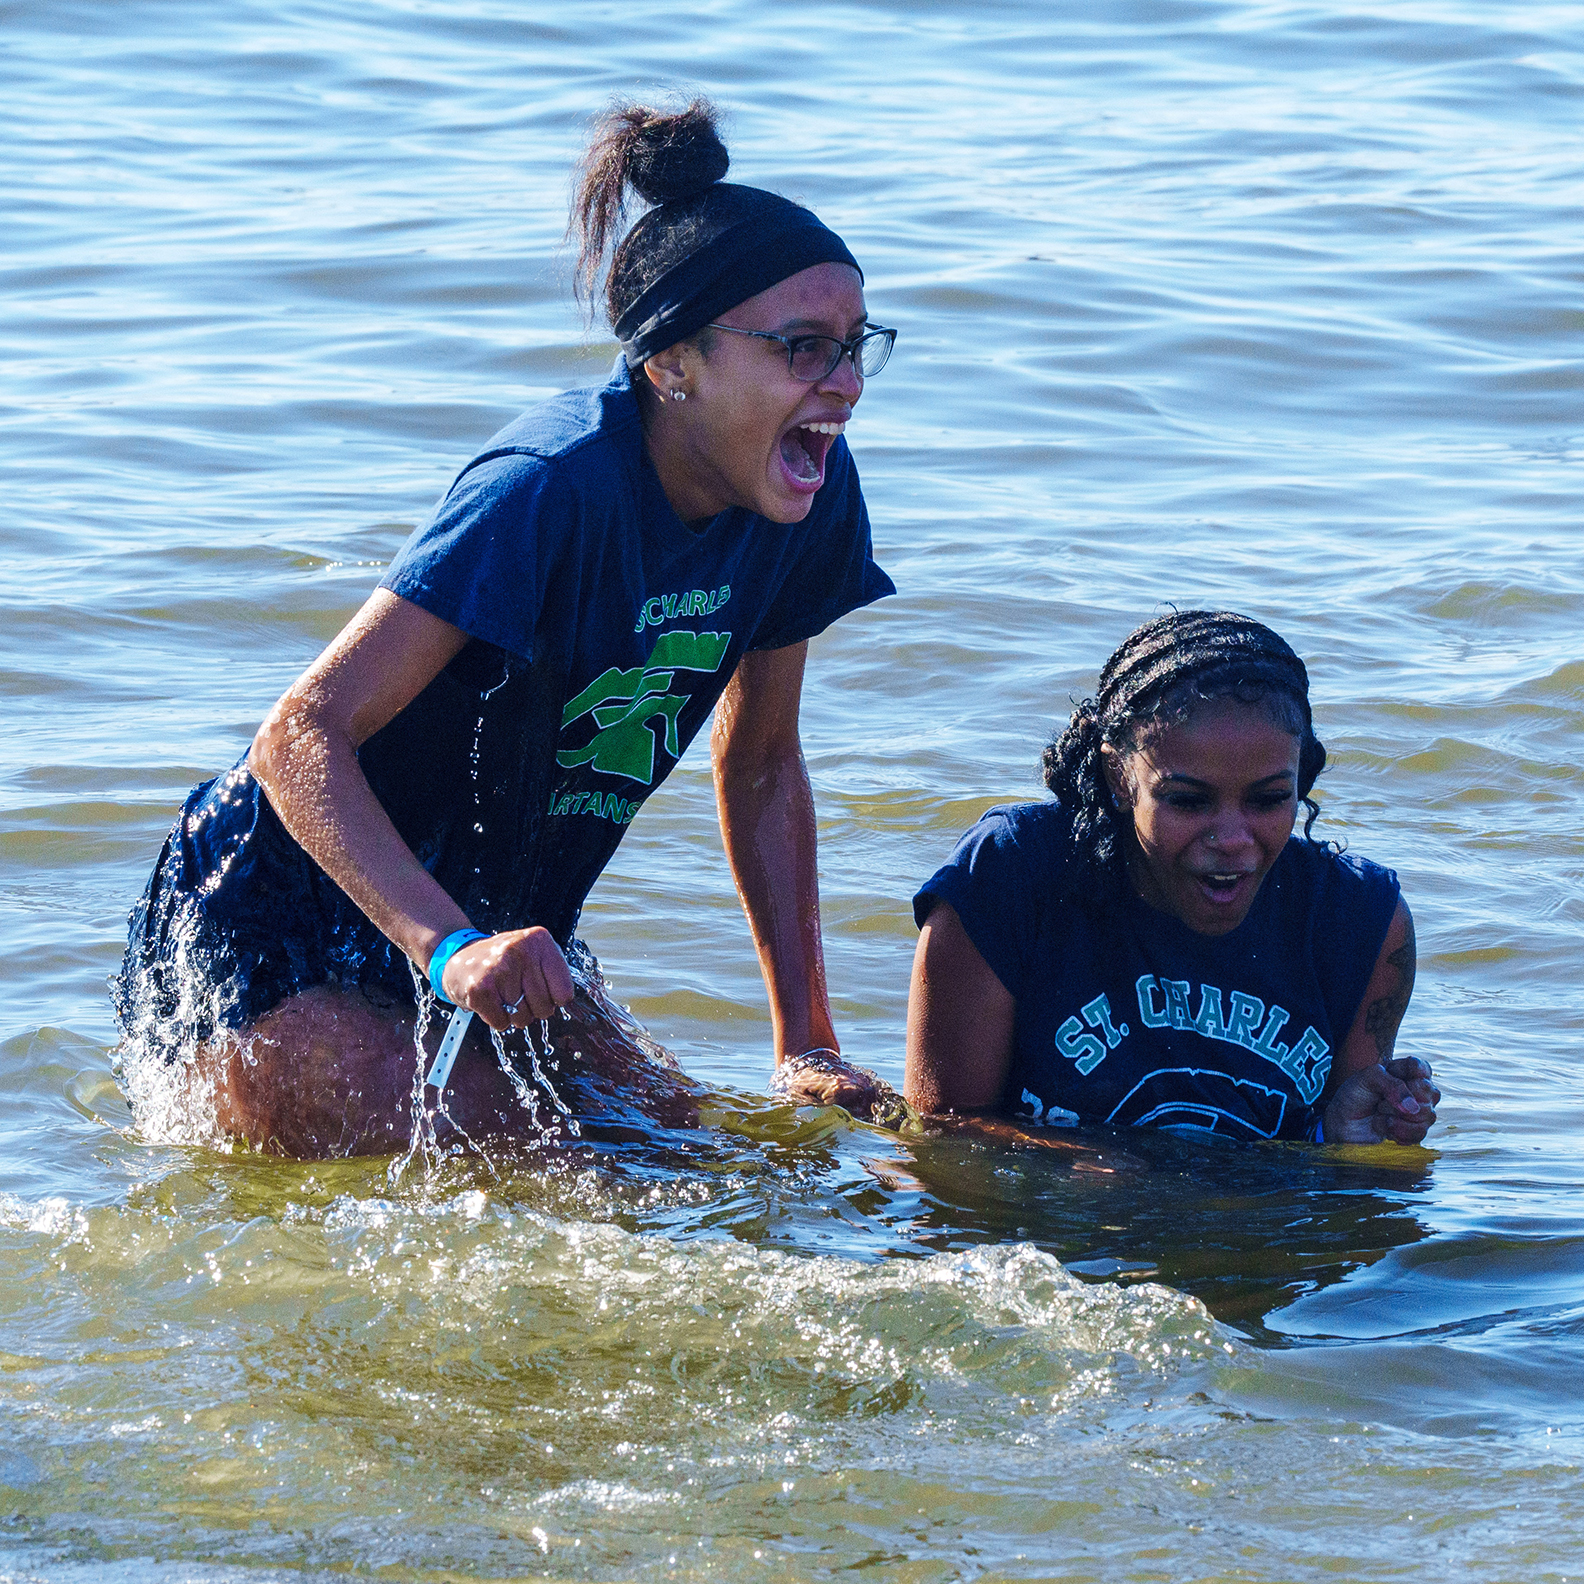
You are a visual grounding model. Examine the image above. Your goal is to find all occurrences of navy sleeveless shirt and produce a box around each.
[913,802,1400,1142]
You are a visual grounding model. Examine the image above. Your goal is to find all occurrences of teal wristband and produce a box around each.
[428,928,488,1005]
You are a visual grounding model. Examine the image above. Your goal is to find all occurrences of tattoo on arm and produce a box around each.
[1364,911,1417,1059]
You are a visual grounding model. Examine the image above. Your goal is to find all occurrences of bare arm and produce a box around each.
[902,901,1116,1160]
[710,642,837,1065]
[904,899,1015,1112]
[1321,897,1439,1144]
[712,640,901,1112]
[249,588,572,1028]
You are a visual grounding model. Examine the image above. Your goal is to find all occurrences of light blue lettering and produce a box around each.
[1162,978,1194,1031]
[1081,993,1126,1048]
[1134,971,1332,1100]
[1136,975,1170,1029]
[1055,1015,1108,1075]
[1226,991,1265,1050]
[1192,984,1228,1041]
[1251,1005,1292,1064]
[1285,1027,1331,1103]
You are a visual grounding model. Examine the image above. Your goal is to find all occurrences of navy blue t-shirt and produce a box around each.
[363,356,893,941]
[117,359,892,1046]
[913,802,1400,1142]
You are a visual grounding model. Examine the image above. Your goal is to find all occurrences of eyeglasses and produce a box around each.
[703,320,897,382]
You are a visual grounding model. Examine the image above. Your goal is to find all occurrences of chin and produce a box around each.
[756,488,817,525]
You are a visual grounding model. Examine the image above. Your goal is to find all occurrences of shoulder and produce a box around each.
[1265,838,1403,983]
[967,798,1076,859]
[446,361,644,504]
[914,799,1082,999]
[1274,837,1400,909]
[914,800,1077,922]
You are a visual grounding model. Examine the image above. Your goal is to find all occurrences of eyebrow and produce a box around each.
[774,315,869,337]
[1157,772,1295,789]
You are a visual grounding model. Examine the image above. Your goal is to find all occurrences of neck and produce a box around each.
[1120,830,1167,914]
[639,390,727,523]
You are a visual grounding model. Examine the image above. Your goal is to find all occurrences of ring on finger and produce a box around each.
[502,994,526,1016]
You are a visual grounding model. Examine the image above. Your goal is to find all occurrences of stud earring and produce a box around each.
[671,389,687,403]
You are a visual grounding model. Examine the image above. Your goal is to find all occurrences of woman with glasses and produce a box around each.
[115,99,898,1156]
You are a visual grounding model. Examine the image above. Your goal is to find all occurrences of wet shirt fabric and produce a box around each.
[913,802,1400,1141]
[115,359,892,1058]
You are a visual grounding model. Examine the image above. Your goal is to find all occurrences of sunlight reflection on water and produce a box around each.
[3,0,1583,1576]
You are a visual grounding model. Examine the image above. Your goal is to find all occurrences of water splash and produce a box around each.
[518,1017,582,1141]
[488,1025,547,1137]
[565,940,682,1073]
[389,964,449,1187]
[477,1010,586,1156]
[388,975,598,1186]
[114,890,241,1152]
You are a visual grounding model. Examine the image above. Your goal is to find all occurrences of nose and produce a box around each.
[1206,816,1256,855]
[820,350,863,404]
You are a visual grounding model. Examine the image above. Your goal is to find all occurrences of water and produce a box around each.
[5,0,1584,1575]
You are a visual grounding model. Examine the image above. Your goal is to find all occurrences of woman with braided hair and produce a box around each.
[115,98,898,1154]
[906,611,1438,1147]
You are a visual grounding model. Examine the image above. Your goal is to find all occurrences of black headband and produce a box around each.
[615,185,862,367]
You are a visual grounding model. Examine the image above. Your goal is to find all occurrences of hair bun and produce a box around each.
[624,100,729,206]
[569,97,731,319]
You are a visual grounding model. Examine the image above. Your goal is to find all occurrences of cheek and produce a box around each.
[704,368,781,449]
[742,400,791,467]
[1254,806,1298,860]
[1131,801,1191,857]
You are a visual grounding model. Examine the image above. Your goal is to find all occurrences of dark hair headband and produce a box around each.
[615,185,861,367]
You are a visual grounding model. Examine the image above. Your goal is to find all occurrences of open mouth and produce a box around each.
[1197,870,1252,904]
[778,420,845,489]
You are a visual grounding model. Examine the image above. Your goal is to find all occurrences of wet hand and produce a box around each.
[443,928,575,1031]
[770,1048,910,1126]
[1324,1056,1439,1145]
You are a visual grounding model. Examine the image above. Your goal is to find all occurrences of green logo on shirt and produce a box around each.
[556,629,733,785]
[633,584,732,633]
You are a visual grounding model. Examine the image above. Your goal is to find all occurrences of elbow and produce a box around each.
[248,702,291,793]
[712,715,803,795]
[248,688,331,800]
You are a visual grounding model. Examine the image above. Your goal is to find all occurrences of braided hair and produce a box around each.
[1042,610,1328,898]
